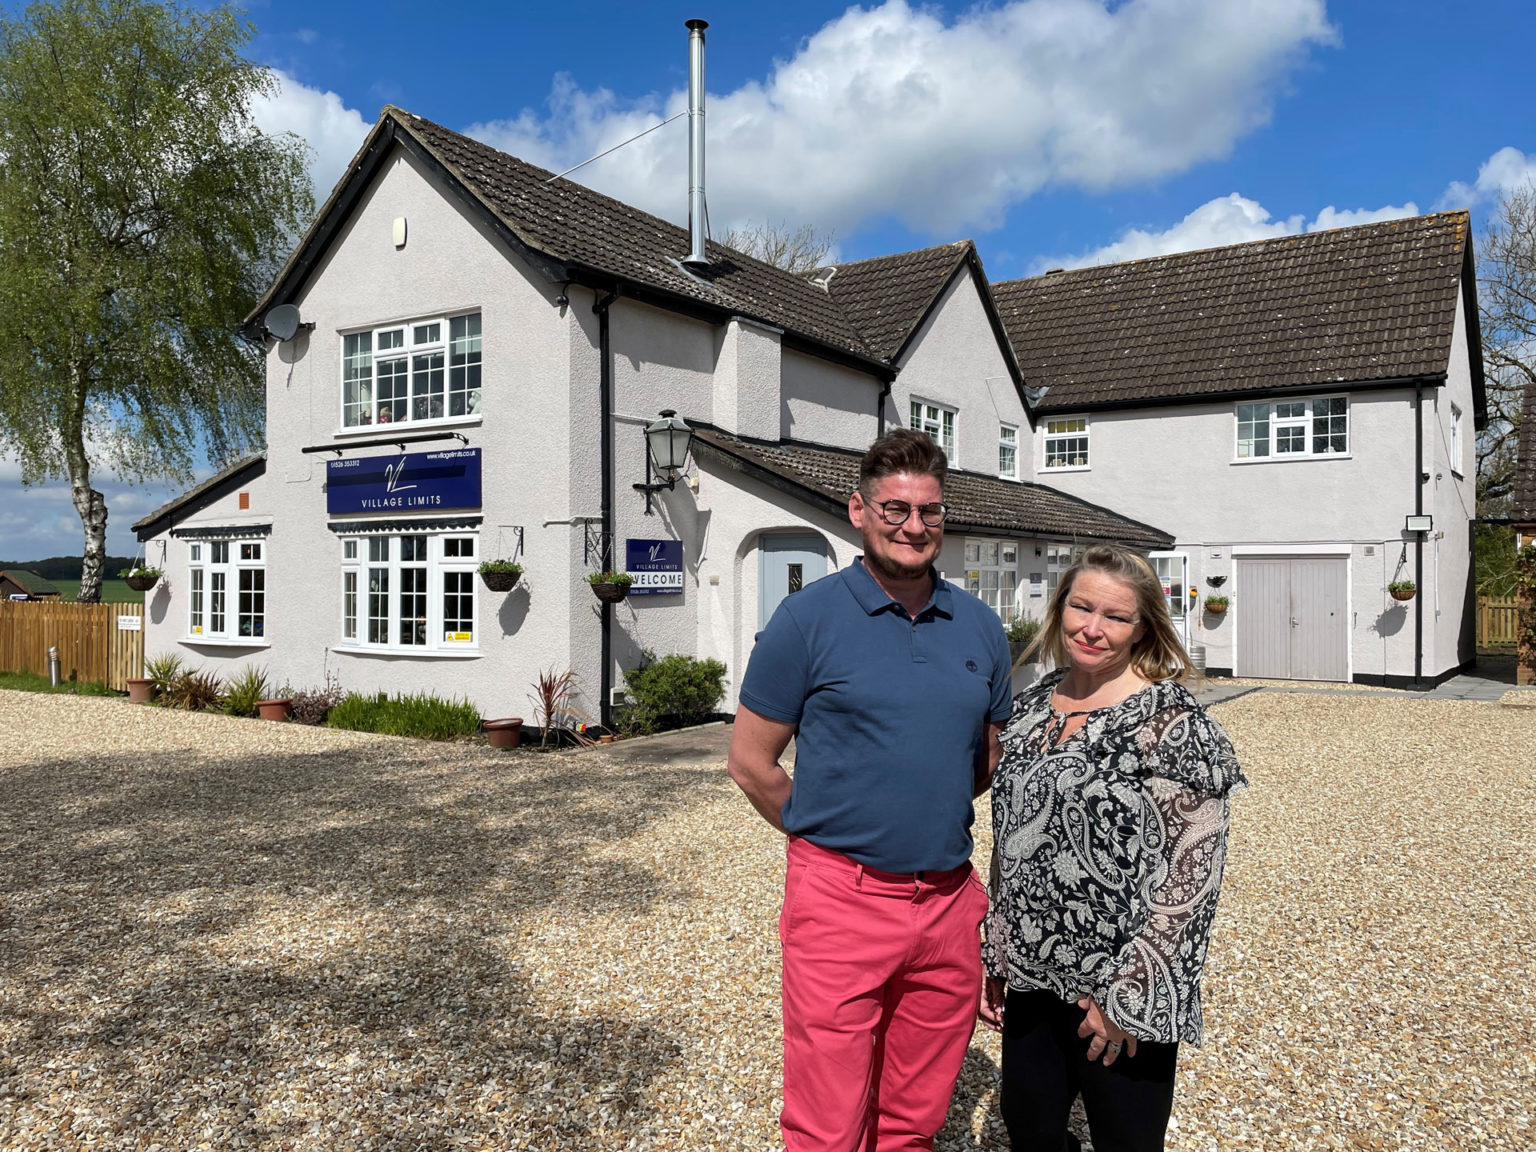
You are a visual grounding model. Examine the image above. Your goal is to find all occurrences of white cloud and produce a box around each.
[1038,193,1420,271]
[0,451,185,561]
[1438,146,1536,209]
[249,69,371,204]
[466,0,1335,238]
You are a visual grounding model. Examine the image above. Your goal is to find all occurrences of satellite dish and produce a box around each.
[264,303,304,342]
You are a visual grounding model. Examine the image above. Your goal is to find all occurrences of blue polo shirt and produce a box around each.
[738,558,1012,873]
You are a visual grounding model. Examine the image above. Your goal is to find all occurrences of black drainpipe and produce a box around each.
[595,287,620,729]
[1414,382,1424,686]
[876,381,892,437]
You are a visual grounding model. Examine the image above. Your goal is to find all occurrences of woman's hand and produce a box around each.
[1076,995,1138,1066]
[979,976,1006,1033]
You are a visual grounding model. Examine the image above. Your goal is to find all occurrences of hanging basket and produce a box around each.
[1390,587,1416,602]
[591,581,630,604]
[480,570,522,592]
[1204,600,1229,616]
[124,573,160,592]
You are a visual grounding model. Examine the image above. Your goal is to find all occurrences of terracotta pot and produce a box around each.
[1390,588,1416,602]
[1204,602,1228,615]
[256,698,292,722]
[126,677,156,704]
[124,574,160,592]
[591,582,630,604]
[480,570,522,592]
[484,718,524,749]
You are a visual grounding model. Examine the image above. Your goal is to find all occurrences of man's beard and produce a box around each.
[863,546,933,583]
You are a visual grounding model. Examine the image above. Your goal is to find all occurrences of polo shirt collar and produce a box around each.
[845,557,953,618]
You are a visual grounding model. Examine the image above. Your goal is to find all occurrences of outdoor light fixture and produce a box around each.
[634,409,696,512]
[1404,514,1433,534]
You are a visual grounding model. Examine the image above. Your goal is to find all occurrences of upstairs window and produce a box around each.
[1235,396,1348,459]
[187,539,266,642]
[1043,417,1089,470]
[910,399,956,459]
[342,312,481,428]
[999,424,1018,480]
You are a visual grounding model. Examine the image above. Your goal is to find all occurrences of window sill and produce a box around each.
[333,414,483,438]
[1041,465,1090,474]
[180,636,271,648]
[332,645,482,659]
[1230,454,1353,465]
[1451,470,1464,481]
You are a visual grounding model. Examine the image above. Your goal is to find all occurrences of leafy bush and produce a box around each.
[163,669,224,711]
[1204,595,1230,610]
[326,690,482,741]
[223,665,270,718]
[291,671,346,726]
[1387,580,1416,595]
[1005,615,1041,646]
[144,651,184,695]
[478,559,524,575]
[587,570,633,587]
[621,654,727,735]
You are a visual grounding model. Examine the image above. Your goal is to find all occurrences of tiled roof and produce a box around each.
[818,243,971,361]
[0,570,60,595]
[993,212,1473,411]
[693,428,1172,550]
[1513,381,1536,525]
[392,112,877,363]
[132,455,267,537]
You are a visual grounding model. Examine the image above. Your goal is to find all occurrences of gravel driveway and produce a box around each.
[1,690,1531,1150]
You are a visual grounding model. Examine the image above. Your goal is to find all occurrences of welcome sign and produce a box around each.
[625,538,684,596]
[326,447,482,514]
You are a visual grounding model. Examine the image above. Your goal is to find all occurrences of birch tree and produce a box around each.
[0,0,311,600]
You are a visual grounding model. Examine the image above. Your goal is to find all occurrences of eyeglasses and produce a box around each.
[867,498,949,527]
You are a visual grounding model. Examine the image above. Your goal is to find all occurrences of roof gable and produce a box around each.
[993,212,1476,412]
[819,243,971,362]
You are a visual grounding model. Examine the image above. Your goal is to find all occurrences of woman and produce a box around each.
[980,545,1246,1152]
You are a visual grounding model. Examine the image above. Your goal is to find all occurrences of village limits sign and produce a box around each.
[326,447,482,514]
[625,539,684,595]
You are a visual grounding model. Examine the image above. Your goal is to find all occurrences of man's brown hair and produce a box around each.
[857,428,948,493]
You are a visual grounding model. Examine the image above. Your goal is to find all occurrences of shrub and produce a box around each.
[291,671,346,726]
[1204,595,1230,610]
[587,570,633,587]
[163,668,224,711]
[527,667,589,749]
[1005,615,1041,646]
[1387,580,1416,595]
[144,652,184,695]
[478,559,524,575]
[223,665,270,718]
[326,690,482,741]
[621,653,727,735]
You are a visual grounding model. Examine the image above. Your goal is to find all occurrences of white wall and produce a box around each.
[1430,280,1478,677]
[780,348,881,449]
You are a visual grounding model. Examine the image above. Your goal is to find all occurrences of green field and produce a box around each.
[47,580,145,605]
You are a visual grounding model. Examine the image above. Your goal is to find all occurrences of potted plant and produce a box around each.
[478,559,524,592]
[1204,595,1229,615]
[120,566,163,592]
[1388,579,1416,602]
[483,717,524,749]
[126,677,157,704]
[1005,615,1041,665]
[587,570,634,603]
[256,697,293,722]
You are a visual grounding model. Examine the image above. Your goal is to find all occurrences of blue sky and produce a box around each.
[3,0,1533,561]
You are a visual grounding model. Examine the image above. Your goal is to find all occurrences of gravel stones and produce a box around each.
[1,690,1532,1150]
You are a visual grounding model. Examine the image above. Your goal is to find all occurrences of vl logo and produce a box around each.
[384,455,418,495]
[647,543,667,562]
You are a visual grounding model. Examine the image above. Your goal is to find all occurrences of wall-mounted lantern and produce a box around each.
[633,409,695,513]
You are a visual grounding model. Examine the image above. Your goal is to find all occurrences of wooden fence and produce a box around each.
[1477,596,1520,651]
[0,600,144,691]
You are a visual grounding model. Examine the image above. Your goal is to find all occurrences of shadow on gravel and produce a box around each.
[0,741,707,1148]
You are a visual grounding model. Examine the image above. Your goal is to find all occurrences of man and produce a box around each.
[728,428,1012,1152]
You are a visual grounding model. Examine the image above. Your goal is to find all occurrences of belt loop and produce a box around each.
[855,863,865,891]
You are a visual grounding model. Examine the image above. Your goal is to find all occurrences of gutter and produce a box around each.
[1414,383,1425,686]
[594,287,621,730]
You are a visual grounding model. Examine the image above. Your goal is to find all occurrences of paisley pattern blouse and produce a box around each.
[986,669,1247,1045]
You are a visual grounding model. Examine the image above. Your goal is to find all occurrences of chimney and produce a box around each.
[682,19,709,268]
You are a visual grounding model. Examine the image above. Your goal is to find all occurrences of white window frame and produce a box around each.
[1233,395,1349,461]
[1042,416,1089,471]
[1045,543,1084,602]
[337,531,480,655]
[909,398,956,459]
[1450,403,1463,477]
[998,423,1019,480]
[186,538,268,645]
[964,538,1020,624]
[339,311,482,432]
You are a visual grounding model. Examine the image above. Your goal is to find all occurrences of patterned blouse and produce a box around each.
[985,669,1247,1046]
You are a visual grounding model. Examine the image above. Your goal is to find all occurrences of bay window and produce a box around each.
[342,311,481,428]
[339,532,478,652]
[187,538,266,642]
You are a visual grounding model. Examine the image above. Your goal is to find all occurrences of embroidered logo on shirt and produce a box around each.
[966,659,979,673]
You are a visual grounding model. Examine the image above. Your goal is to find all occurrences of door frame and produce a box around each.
[1148,551,1190,648]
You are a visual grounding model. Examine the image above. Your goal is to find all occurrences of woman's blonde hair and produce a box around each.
[1021,544,1191,682]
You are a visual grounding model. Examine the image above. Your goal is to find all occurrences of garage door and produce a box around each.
[1236,556,1348,681]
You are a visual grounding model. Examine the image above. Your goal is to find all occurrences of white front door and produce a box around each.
[759,534,828,631]
[1150,553,1189,646]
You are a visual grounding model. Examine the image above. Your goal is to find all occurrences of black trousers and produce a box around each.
[1000,987,1180,1152]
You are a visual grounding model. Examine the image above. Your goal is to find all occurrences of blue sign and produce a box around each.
[326,447,482,514]
[626,538,684,596]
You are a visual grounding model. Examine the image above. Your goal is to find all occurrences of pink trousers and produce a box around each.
[779,836,988,1152]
